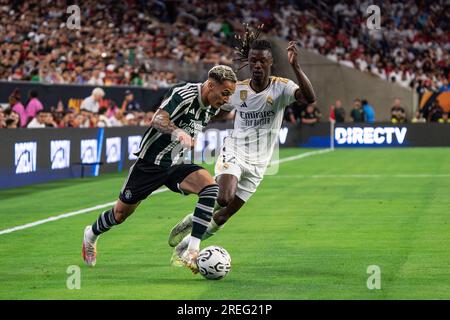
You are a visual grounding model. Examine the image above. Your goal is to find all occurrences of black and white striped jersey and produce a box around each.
[137,82,219,167]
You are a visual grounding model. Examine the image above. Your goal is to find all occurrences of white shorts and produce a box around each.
[214,148,266,202]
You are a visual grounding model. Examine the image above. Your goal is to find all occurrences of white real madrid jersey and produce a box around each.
[222,76,299,165]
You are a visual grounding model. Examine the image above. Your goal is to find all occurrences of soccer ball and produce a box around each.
[197,246,231,280]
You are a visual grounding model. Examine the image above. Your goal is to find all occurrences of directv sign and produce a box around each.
[335,127,408,146]
[106,137,121,163]
[51,140,70,169]
[80,139,98,164]
[15,142,37,174]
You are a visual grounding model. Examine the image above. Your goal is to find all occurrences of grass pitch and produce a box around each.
[0,148,449,299]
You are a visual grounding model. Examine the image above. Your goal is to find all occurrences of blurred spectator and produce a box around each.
[333,100,346,123]
[26,90,44,121]
[5,118,18,129]
[79,109,94,128]
[44,112,58,127]
[27,110,47,128]
[0,109,5,128]
[52,111,65,127]
[97,108,111,127]
[9,89,27,127]
[362,99,375,123]
[438,78,450,93]
[3,109,20,128]
[109,110,125,127]
[61,110,76,128]
[300,104,321,125]
[285,100,306,124]
[125,113,139,126]
[350,99,365,123]
[73,114,85,128]
[90,113,100,128]
[121,90,142,113]
[391,98,407,123]
[411,110,426,123]
[428,102,444,122]
[103,100,118,118]
[80,88,105,113]
[439,112,449,123]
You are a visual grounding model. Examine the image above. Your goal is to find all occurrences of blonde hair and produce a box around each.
[208,65,237,83]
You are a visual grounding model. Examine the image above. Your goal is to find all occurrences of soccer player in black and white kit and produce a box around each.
[168,28,316,262]
[82,66,237,273]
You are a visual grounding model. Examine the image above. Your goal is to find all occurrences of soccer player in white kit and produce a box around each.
[168,33,316,263]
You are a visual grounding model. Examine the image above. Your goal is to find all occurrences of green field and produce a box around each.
[1,148,450,299]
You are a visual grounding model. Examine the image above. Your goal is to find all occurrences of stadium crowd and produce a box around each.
[0,87,155,129]
[0,0,235,86]
[2,86,449,129]
[299,0,449,92]
[1,0,449,128]
[285,96,450,125]
[1,0,448,91]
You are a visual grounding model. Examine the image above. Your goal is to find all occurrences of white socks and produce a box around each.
[86,226,99,243]
[204,219,221,239]
[188,236,201,252]
[182,219,224,253]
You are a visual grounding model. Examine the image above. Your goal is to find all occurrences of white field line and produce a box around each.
[271,148,333,164]
[0,188,168,235]
[0,149,332,236]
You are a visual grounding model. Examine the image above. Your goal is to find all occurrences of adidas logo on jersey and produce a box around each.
[189,109,196,115]
[240,102,248,108]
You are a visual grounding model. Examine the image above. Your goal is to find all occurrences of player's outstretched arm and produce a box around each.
[287,41,316,105]
[152,109,194,147]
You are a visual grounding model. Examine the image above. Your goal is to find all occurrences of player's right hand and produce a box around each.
[174,129,194,148]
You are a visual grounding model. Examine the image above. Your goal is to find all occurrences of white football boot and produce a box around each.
[170,235,190,267]
[82,226,97,267]
[180,249,199,274]
[168,213,193,247]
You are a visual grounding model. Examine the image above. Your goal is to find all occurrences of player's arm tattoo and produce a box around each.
[292,64,316,105]
[152,109,180,135]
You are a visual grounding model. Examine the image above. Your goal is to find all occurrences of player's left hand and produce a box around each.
[287,41,299,66]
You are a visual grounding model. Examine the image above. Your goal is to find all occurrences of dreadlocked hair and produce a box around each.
[233,23,266,71]
[250,39,272,51]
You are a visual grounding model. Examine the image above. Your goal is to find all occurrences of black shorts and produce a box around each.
[119,158,204,204]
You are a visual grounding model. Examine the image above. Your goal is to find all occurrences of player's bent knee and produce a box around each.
[217,193,233,208]
[113,210,128,224]
[216,196,228,207]
[113,201,137,224]
[217,185,237,207]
